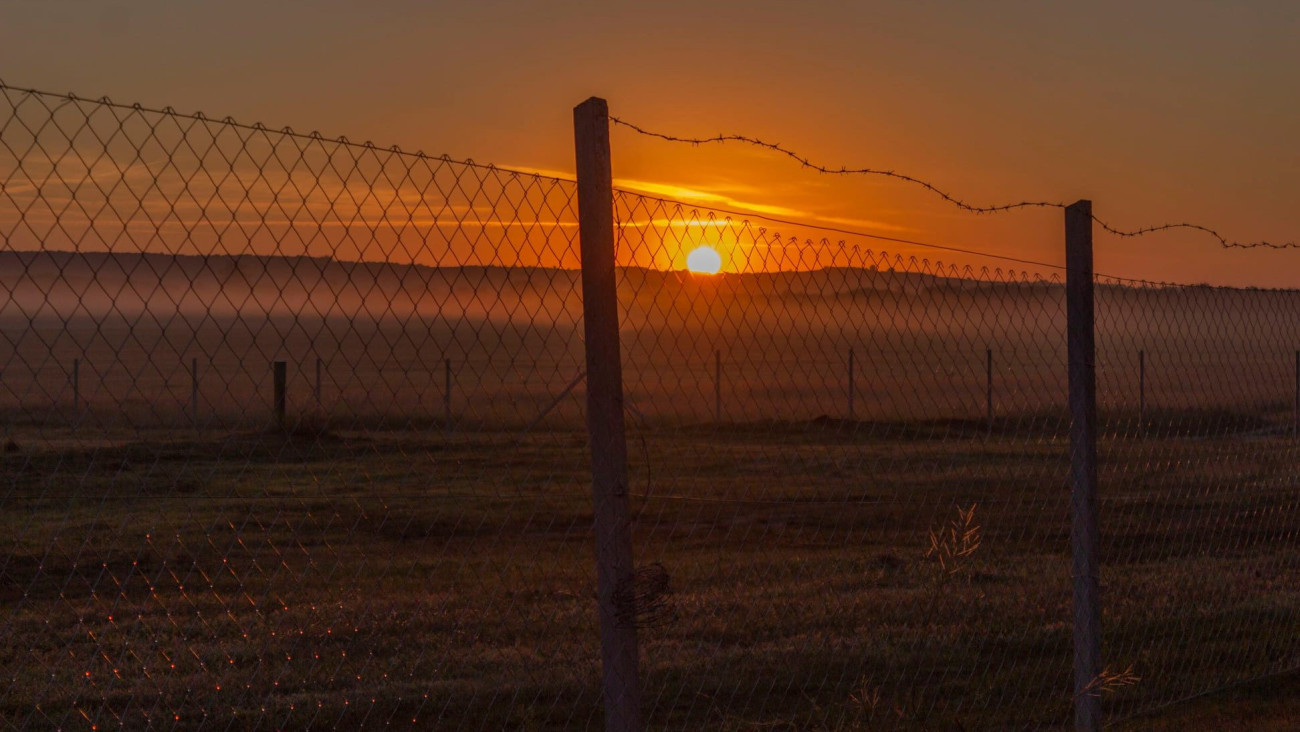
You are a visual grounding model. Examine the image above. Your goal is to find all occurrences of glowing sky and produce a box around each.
[3,1,1299,285]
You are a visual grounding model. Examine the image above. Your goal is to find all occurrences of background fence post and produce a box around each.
[575,95,643,732]
[1138,349,1145,438]
[315,356,323,415]
[72,357,80,424]
[191,357,199,428]
[986,347,994,433]
[444,358,453,436]
[715,349,722,423]
[273,360,286,429]
[1066,200,1102,732]
[848,347,855,421]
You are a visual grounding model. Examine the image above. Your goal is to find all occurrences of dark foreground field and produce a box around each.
[2,417,1295,729]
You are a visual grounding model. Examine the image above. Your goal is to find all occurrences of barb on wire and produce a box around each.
[610,116,1063,215]
[610,116,1300,250]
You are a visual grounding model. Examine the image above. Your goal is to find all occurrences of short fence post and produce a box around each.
[444,358,453,436]
[273,360,287,429]
[1066,200,1102,732]
[986,347,994,433]
[1138,349,1145,438]
[575,95,643,732]
[848,347,856,421]
[715,349,722,423]
[72,357,80,426]
[191,357,199,427]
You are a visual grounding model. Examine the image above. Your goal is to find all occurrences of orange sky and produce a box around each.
[3,1,1299,285]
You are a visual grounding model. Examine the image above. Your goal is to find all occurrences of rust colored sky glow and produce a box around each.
[3,1,1299,285]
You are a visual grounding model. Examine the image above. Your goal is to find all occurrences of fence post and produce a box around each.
[575,95,643,732]
[1294,350,1298,438]
[191,357,199,428]
[848,347,855,421]
[986,347,994,433]
[715,349,722,423]
[1138,349,1145,438]
[444,358,453,436]
[72,357,80,423]
[1066,200,1102,732]
[315,356,323,414]
[273,360,287,429]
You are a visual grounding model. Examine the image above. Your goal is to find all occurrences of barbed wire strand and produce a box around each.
[609,116,1300,250]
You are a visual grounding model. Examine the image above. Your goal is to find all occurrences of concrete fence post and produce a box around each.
[574,95,643,732]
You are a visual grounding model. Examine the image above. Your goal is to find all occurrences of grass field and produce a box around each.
[1,254,1298,728]
[1,418,1295,729]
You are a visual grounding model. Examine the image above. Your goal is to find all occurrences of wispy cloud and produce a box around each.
[503,165,913,234]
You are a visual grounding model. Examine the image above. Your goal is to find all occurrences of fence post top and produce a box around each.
[574,97,608,115]
[1067,199,1092,213]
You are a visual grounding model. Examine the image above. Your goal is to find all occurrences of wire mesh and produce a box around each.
[2,81,1297,729]
[1094,278,1300,721]
[611,191,1299,728]
[0,85,604,728]
[614,191,1078,728]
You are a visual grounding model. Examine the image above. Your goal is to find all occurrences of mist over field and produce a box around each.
[3,250,1298,431]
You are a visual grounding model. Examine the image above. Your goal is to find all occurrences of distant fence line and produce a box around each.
[1,82,1297,732]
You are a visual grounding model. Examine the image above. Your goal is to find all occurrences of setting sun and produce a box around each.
[686,246,722,274]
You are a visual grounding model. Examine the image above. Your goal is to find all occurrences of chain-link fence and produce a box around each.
[0,84,605,729]
[611,189,1300,728]
[1,84,1297,729]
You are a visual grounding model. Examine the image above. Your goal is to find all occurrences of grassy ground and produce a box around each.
[1117,669,1300,731]
[0,419,1296,729]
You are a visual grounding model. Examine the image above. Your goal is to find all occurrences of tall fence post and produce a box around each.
[1066,200,1102,732]
[273,360,287,429]
[848,347,856,421]
[575,95,643,732]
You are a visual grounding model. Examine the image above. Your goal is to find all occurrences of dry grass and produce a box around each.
[0,420,1295,729]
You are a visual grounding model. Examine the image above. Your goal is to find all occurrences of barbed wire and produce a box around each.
[609,116,1300,250]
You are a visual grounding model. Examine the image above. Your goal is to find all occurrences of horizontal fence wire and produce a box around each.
[0,83,607,729]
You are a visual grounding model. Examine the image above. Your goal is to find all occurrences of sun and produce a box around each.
[686,246,722,274]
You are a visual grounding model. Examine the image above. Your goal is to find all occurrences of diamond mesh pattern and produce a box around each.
[2,82,1297,729]
[1094,277,1300,721]
[0,86,602,728]
[612,191,1298,728]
